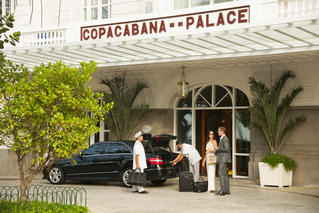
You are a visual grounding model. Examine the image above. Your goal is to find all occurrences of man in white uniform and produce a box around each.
[132,131,148,194]
[170,140,201,182]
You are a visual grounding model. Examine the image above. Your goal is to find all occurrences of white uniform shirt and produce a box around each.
[133,140,147,170]
[181,143,201,165]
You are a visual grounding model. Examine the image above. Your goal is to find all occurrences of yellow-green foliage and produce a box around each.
[0,60,113,169]
[0,200,89,213]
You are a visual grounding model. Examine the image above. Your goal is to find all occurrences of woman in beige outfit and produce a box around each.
[202,131,218,193]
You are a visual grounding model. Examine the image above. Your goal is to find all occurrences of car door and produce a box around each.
[63,143,108,180]
[103,142,132,179]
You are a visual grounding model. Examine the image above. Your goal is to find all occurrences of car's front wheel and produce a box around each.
[48,166,65,184]
[121,167,133,187]
[151,178,167,185]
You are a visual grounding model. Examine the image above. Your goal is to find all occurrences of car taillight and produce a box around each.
[148,157,164,165]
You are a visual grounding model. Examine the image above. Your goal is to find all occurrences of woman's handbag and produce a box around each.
[127,171,146,186]
[207,153,217,165]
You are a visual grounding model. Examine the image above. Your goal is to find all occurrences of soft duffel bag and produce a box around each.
[127,171,146,186]
[193,177,208,193]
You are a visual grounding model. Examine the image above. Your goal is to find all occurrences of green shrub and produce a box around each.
[0,200,89,213]
[262,153,296,171]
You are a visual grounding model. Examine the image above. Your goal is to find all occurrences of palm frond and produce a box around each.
[125,105,149,139]
[278,115,307,152]
[248,71,306,154]
[127,82,148,107]
[101,74,149,140]
[270,71,295,106]
[277,87,303,119]
[252,121,273,153]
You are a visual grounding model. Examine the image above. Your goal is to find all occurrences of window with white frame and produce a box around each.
[90,119,110,145]
[84,0,111,21]
[145,1,153,13]
[1,0,12,13]
[87,111,111,146]
[174,0,233,9]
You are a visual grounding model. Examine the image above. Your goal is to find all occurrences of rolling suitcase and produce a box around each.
[179,171,194,192]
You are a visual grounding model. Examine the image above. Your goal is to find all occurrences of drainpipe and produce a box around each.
[58,0,61,26]
[29,0,33,24]
[40,0,43,28]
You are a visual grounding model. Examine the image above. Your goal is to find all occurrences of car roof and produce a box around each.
[94,141,135,146]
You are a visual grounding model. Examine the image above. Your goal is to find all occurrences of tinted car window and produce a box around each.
[83,143,108,155]
[106,143,131,154]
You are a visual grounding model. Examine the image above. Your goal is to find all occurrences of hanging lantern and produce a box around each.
[177,66,189,98]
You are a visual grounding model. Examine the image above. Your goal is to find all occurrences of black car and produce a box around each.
[43,134,188,187]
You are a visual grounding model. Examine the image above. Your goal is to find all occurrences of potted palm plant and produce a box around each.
[101,73,149,140]
[248,71,306,187]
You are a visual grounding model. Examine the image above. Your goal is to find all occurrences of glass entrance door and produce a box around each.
[175,84,250,178]
[234,109,250,177]
[197,110,232,176]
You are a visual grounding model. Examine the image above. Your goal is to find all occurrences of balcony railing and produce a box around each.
[20,28,67,47]
[16,0,319,48]
[278,0,319,18]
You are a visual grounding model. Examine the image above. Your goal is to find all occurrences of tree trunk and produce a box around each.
[17,155,27,202]
[17,155,33,203]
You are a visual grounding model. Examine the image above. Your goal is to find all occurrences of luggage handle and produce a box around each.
[198,176,205,183]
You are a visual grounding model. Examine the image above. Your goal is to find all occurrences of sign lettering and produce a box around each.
[81,5,250,41]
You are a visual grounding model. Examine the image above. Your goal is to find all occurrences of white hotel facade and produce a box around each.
[1,0,319,186]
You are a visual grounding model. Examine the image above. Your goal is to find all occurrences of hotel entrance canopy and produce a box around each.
[4,1,319,68]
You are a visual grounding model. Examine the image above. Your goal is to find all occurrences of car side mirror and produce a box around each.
[81,150,90,156]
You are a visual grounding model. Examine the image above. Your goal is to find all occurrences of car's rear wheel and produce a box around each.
[121,167,133,187]
[48,166,65,184]
[151,178,167,185]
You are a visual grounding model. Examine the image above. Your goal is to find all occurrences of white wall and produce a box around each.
[90,56,319,108]
[12,0,318,30]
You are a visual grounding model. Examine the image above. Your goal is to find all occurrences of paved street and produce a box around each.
[1,177,318,213]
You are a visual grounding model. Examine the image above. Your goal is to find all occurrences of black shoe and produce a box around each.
[225,191,230,194]
[138,191,149,194]
[219,192,226,196]
[216,191,222,195]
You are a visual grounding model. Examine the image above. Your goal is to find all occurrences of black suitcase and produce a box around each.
[179,171,194,192]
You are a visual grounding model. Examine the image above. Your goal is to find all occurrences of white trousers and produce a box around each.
[132,168,145,192]
[206,161,216,191]
[189,161,200,182]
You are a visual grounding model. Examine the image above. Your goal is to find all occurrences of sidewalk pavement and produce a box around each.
[1,177,318,213]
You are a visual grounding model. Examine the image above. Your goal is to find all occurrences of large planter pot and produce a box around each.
[258,162,293,188]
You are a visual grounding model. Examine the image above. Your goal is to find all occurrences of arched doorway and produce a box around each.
[174,84,250,178]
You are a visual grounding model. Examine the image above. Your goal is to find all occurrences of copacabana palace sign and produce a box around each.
[81,5,250,41]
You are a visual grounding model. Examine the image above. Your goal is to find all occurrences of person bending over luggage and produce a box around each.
[170,140,201,182]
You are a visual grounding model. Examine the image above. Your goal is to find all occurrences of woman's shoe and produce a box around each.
[206,190,211,193]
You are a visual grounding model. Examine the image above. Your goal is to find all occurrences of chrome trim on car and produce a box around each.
[67,171,118,176]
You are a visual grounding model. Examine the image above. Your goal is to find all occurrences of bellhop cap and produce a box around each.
[134,131,143,139]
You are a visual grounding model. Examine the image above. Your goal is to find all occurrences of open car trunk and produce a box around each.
[149,134,177,148]
[145,134,189,169]
[144,134,176,163]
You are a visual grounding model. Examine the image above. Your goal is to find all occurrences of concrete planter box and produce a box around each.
[258,162,293,188]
